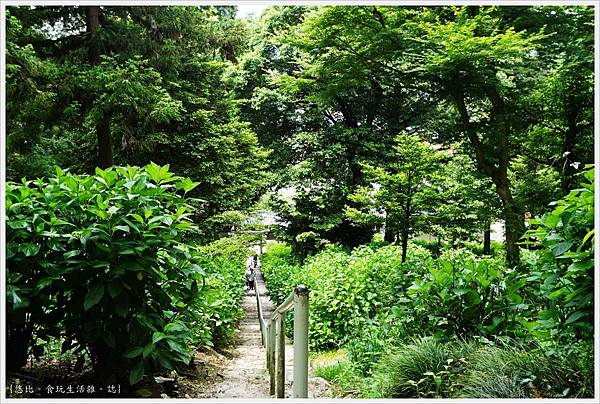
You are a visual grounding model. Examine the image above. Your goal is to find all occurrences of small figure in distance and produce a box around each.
[245,265,256,293]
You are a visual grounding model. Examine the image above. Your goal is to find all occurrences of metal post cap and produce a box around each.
[294,285,309,295]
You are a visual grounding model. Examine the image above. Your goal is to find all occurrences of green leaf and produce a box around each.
[84,284,104,310]
[152,332,166,344]
[550,242,572,257]
[113,225,130,233]
[142,343,154,358]
[179,177,200,193]
[564,310,587,325]
[581,229,594,246]
[543,213,560,229]
[567,260,593,273]
[19,243,40,257]
[130,213,145,223]
[164,322,186,333]
[129,361,144,385]
[118,260,145,271]
[157,354,174,370]
[8,220,29,230]
[166,339,187,355]
[63,249,81,259]
[124,346,143,358]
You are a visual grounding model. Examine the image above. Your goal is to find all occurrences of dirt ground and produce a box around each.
[189,269,330,399]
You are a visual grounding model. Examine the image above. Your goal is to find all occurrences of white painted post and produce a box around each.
[292,285,309,398]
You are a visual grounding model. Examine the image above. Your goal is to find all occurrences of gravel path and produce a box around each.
[196,269,295,398]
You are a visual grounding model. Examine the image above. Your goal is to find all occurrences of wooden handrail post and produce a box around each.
[276,315,285,398]
[293,285,309,398]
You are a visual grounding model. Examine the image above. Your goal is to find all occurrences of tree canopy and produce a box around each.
[6,4,594,262]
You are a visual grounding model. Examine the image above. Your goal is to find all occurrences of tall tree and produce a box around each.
[6,6,267,241]
[84,6,112,168]
[346,133,442,262]
[286,6,593,266]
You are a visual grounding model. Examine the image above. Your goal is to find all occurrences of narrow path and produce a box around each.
[196,269,294,398]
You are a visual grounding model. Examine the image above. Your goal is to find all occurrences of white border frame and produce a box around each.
[0,1,598,403]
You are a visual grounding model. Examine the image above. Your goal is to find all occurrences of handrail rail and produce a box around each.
[255,269,309,398]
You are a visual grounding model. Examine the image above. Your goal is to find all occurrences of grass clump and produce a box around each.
[363,338,595,398]
[367,337,475,398]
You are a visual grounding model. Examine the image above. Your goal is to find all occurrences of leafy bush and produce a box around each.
[261,243,301,304]
[404,249,530,338]
[196,240,247,345]
[462,240,505,256]
[346,308,408,375]
[410,239,505,258]
[263,240,530,349]
[6,164,243,384]
[263,243,410,350]
[311,350,364,397]
[522,165,594,341]
[365,338,593,398]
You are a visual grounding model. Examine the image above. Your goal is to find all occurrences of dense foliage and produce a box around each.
[4,4,595,399]
[262,168,594,398]
[233,5,594,267]
[6,6,268,241]
[6,164,244,384]
[522,165,595,340]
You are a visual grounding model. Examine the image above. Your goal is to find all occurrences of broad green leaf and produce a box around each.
[84,284,104,310]
[19,243,40,257]
[142,343,154,358]
[123,346,143,358]
[129,361,144,385]
[550,242,573,257]
[564,310,587,325]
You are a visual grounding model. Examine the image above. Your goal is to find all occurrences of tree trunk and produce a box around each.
[85,6,113,168]
[400,229,409,263]
[452,88,523,268]
[85,6,100,65]
[483,221,491,255]
[494,177,522,267]
[96,118,113,168]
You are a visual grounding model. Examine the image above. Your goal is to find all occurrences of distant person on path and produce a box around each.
[246,254,261,270]
[245,266,256,292]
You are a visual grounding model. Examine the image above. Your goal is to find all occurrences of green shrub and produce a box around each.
[193,250,245,346]
[462,240,505,256]
[200,232,256,262]
[368,338,475,398]
[6,164,243,384]
[346,308,408,375]
[404,249,530,338]
[365,338,594,399]
[263,243,411,350]
[312,351,364,397]
[522,165,594,341]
